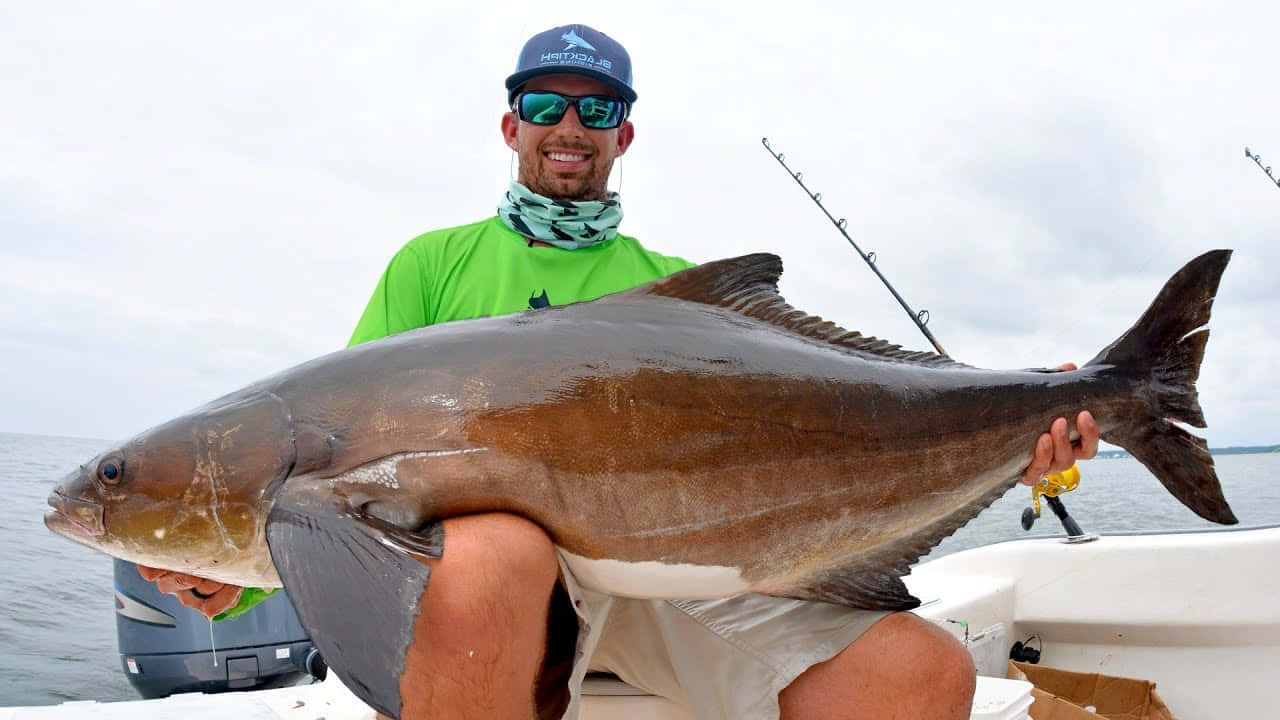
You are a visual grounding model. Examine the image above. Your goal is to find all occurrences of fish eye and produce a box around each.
[97,457,125,486]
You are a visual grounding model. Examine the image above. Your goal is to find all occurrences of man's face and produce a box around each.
[501,74,635,202]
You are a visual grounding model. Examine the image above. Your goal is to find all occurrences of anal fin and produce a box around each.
[266,478,443,719]
[781,564,921,611]
[781,469,1030,612]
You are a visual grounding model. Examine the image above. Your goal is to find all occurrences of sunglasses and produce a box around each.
[515,91,629,130]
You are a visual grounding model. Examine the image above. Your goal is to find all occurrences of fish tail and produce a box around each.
[1086,249,1237,525]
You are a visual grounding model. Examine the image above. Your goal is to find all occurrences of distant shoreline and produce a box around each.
[1097,445,1280,459]
[0,430,107,444]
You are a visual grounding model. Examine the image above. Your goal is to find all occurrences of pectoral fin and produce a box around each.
[266,478,443,719]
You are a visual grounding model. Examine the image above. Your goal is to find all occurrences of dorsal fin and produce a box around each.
[622,254,966,369]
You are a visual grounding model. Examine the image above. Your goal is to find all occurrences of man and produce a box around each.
[143,24,1099,719]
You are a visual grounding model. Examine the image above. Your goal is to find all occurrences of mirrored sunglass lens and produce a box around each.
[521,93,568,125]
[576,97,622,128]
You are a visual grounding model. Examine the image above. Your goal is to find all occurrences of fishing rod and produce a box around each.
[760,137,947,357]
[1245,147,1280,190]
[762,137,1093,541]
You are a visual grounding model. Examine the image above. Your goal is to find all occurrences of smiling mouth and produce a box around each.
[545,151,589,163]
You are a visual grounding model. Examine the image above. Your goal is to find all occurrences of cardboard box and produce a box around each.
[1007,661,1176,720]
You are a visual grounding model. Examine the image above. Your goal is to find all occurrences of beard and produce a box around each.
[517,147,612,201]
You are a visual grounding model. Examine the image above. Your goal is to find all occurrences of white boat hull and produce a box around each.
[907,525,1280,719]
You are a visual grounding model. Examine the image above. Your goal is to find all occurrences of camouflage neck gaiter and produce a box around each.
[497,181,623,250]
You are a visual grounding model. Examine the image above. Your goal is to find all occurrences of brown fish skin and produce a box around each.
[45,251,1235,719]
[48,251,1234,596]
[279,253,1232,602]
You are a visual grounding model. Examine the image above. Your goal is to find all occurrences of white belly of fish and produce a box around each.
[557,548,751,599]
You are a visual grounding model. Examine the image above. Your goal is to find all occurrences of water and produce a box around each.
[3,431,1279,707]
[1,432,123,705]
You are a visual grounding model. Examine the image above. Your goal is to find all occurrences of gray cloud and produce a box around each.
[2,1,1277,449]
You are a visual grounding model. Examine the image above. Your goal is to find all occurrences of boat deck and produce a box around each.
[7,526,1277,720]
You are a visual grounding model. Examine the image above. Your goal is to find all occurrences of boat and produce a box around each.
[111,559,323,698]
[7,523,1275,719]
[906,523,1278,719]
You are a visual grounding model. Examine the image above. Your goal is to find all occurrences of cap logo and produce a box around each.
[561,29,597,52]
[539,29,615,74]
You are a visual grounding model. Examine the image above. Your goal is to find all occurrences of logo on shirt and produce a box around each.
[529,290,551,309]
[561,29,596,52]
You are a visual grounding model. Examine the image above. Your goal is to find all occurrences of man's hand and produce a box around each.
[1020,363,1100,486]
[137,565,244,618]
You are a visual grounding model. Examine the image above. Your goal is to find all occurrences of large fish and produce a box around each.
[46,251,1236,717]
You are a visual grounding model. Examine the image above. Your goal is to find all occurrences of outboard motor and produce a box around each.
[114,559,323,697]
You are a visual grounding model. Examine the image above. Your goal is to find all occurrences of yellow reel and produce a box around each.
[1029,464,1081,518]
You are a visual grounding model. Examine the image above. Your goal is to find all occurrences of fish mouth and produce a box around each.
[45,490,106,538]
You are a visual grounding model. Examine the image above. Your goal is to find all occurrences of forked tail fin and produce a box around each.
[1086,249,1237,524]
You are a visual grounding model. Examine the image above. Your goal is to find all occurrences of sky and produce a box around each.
[2,1,1277,449]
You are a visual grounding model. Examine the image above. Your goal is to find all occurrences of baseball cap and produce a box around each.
[505,24,636,105]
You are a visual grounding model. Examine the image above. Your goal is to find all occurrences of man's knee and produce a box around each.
[421,513,560,652]
[780,612,976,720]
[436,513,559,601]
[399,513,560,719]
[882,613,976,708]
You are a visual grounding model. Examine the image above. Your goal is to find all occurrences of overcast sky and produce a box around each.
[2,1,1277,449]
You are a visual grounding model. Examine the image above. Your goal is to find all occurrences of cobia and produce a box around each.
[45,251,1236,718]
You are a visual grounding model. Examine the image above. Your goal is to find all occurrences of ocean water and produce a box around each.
[2,433,121,706]
[3,431,1278,707]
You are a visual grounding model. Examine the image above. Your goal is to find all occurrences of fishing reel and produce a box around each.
[1021,465,1095,542]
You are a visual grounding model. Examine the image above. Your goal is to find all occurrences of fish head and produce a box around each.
[45,391,295,587]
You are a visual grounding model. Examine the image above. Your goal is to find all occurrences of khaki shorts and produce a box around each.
[556,554,890,720]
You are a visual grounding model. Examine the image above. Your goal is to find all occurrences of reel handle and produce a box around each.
[1020,465,1093,540]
